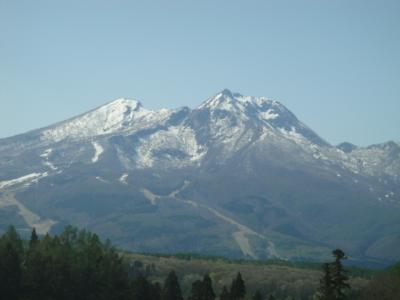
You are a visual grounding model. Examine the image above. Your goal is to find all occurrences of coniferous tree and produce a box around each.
[23,237,44,300]
[162,271,183,300]
[188,280,203,300]
[219,286,231,300]
[132,274,152,300]
[28,233,61,299]
[0,226,134,300]
[230,272,246,300]
[29,227,39,249]
[202,274,215,300]
[187,274,215,300]
[331,249,350,300]
[317,263,334,300]
[2,225,23,254]
[317,250,350,300]
[0,241,22,300]
[150,282,162,300]
[0,226,23,300]
[252,290,263,300]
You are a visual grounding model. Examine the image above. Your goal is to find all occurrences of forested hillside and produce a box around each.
[0,226,398,300]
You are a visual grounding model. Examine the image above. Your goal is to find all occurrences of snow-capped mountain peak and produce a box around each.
[196,90,328,145]
[198,89,274,121]
[105,97,142,111]
[198,89,241,110]
[199,89,281,117]
[40,97,173,142]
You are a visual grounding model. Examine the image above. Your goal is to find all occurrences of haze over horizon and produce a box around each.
[1,0,399,146]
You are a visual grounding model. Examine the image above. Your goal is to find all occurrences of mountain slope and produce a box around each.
[0,89,399,265]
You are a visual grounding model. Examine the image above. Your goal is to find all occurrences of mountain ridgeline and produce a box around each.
[0,89,399,265]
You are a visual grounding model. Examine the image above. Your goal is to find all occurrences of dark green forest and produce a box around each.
[0,226,399,300]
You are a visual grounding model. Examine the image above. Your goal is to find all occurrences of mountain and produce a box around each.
[0,89,399,265]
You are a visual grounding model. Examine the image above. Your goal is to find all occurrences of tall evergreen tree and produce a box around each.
[252,290,263,300]
[150,282,162,300]
[23,239,44,300]
[202,274,215,300]
[188,274,215,300]
[317,249,350,300]
[331,249,350,300]
[317,263,334,300]
[132,274,152,300]
[219,286,230,300]
[188,280,203,300]
[24,227,41,299]
[230,272,246,300]
[0,242,21,300]
[0,226,23,300]
[29,227,39,249]
[162,271,183,300]
[2,225,23,254]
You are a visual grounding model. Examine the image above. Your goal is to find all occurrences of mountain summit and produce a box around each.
[40,98,174,142]
[0,90,399,265]
[198,89,328,146]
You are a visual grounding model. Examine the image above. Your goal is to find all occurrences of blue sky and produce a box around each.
[1,0,399,146]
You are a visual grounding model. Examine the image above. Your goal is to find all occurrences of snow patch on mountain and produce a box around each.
[278,127,306,144]
[0,172,48,190]
[91,142,104,163]
[44,161,58,171]
[95,176,108,183]
[119,173,129,184]
[135,126,207,168]
[40,148,53,159]
[141,188,159,205]
[259,109,279,120]
[40,148,58,170]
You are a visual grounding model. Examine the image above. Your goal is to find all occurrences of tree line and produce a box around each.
[0,226,254,300]
[0,225,398,299]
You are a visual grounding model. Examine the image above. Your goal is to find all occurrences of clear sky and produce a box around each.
[1,0,399,146]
